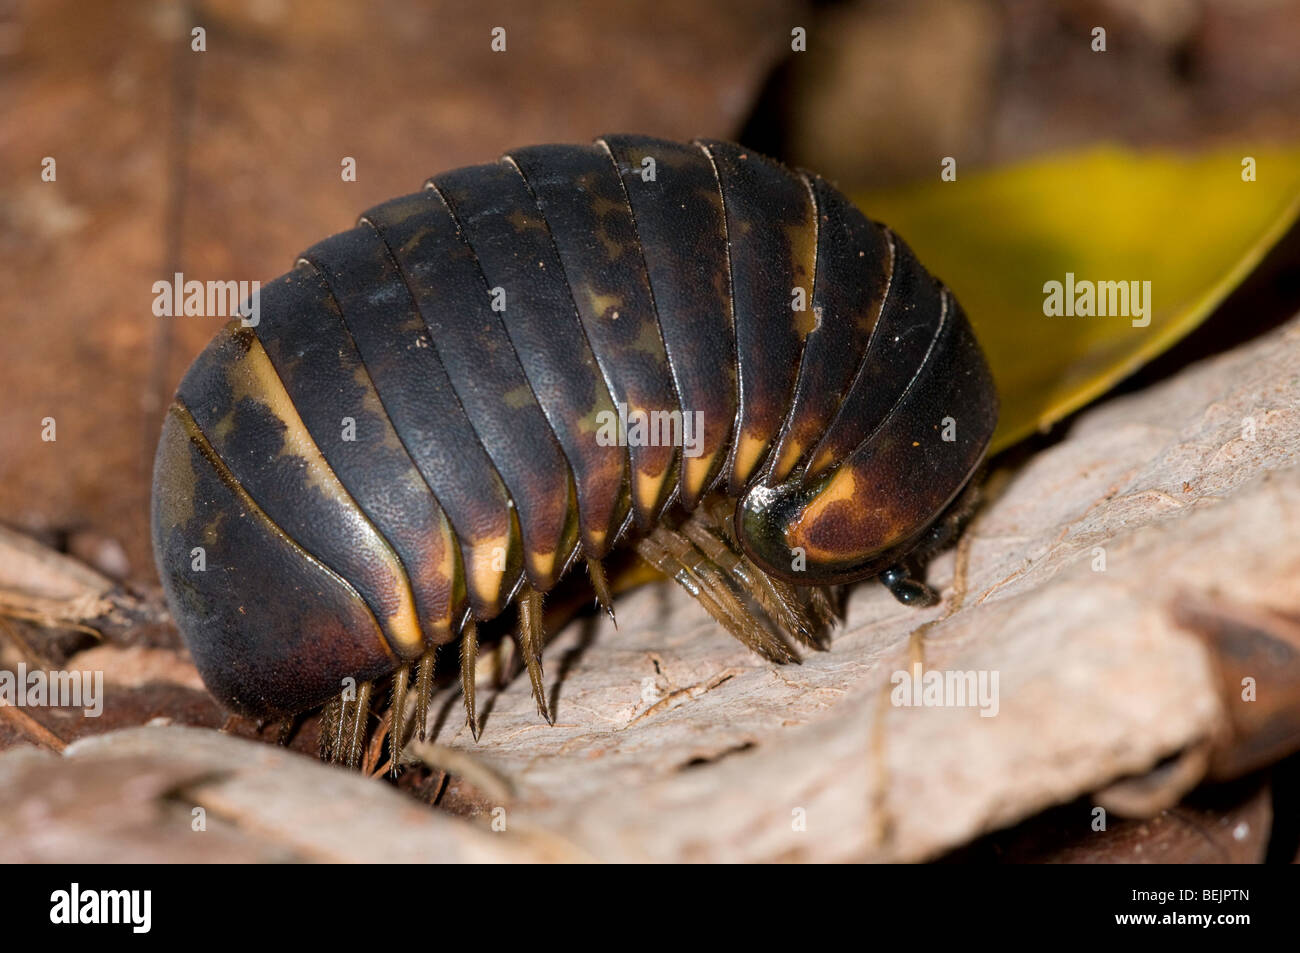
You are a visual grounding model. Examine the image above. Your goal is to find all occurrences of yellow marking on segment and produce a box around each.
[420,517,461,640]
[793,306,818,339]
[153,406,198,531]
[683,453,718,503]
[224,334,328,496]
[786,220,818,284]
[580,285,623,321]
[765,176,822,485]
[595,224,622,261]
[210,411,236,445]
[575,407,603,438]
[809,445,837,476]
[502,384,536,409]
[786,467,859,560]
[506,207,547,235]
[352,364,407,454]
[398,224,432,259]
[731,432,768,486]
[631,320,666,356]
[697,185,724,215]
[529,547,557,585]
[589,193,623,219]
[772,438,806,483]
[467,534,511,610]
[225,330,424,656]
[635,467,670,516]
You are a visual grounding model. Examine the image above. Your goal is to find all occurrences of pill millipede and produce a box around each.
[150,134,999,767]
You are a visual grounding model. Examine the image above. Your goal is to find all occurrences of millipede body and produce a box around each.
[151,135,998,764]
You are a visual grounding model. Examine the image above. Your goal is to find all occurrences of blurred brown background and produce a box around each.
[2,0,1297,584]
[2,0,1300,865]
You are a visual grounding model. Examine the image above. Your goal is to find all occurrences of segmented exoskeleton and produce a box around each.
[151,135,998,766]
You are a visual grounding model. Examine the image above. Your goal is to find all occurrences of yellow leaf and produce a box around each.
[856,146,1300,452]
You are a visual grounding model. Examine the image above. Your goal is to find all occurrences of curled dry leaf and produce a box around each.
[0,524,171,645]
[0,725,562,863]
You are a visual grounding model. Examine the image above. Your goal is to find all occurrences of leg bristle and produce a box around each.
[388,665,409,770]
[333,691,354,765]
[345,681,373,769]
[414,647,435,743]
[275,716,296,747]
[517,584,552,723]
[460,619,480,739]
[807,585,838,629]
[586,556,617,627]
[319,693,342,762]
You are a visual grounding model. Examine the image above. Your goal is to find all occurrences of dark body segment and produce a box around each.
[767,174,893,484]
[805,237,946,480]
[152,405,395,717]
[695,139,818,492]
[599,134,736,510]
[363,189,579,594]
[251,264,463,649]
[506,143,680,530]
[298,224,518,620]
[429,162,627,559]
[780,292,997,581]
[175,311,422,657]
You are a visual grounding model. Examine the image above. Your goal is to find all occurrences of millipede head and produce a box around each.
[734,294,999,588]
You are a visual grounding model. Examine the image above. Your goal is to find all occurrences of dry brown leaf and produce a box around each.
[0,725,564,863]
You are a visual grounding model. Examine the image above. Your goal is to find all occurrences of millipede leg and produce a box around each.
[460,619,480,739]
[414,647,436,742]
[389,665,410,769]
[879,564,939,607]
[345,680,373,769]
[703,497,830,645]
[333,691,354,765]
[516,585,552,723]
[319,692,343,762]
[637,527,797,664]
[679,514,819,648]
[275,716,297,747]
[807,585,838,629]
[585,556,616,625]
